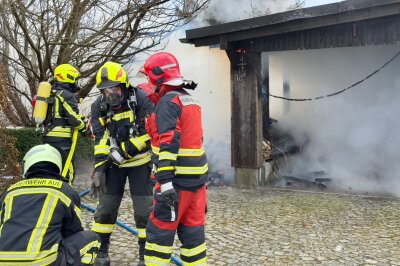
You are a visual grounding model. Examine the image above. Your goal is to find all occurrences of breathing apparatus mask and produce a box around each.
[102,85,125,109]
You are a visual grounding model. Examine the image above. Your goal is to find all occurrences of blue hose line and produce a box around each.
[79,189,183,266]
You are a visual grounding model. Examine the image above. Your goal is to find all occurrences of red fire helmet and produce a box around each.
[136,83,155,95]
[143,52,184,87]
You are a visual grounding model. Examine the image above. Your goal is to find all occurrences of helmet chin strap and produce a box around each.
[111,105,122,110]
[155,85,161,93]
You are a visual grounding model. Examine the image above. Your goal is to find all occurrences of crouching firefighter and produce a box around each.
[89,61,154,266]
[0,144,100,265]
[142,52,208,265]
[40,64,88,184]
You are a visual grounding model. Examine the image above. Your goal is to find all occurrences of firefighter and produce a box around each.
[42,64,88,184]
[142,52,208,265]
[89,61,154,266]
[136,82,155,95]
[0,144,100,265]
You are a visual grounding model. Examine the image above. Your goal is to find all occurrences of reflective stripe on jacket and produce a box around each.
[44,87,85,139]
[145,89,208,189]
[91,88,153,171]
[0,178,83,265]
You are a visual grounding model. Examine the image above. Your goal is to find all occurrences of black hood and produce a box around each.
[54,81,79,93]
[25,169,65,181]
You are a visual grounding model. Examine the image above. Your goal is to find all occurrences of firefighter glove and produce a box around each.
[80,128,90,137]
[160,182,178,207]
[89,171,107,197]
[79,117,90,137]
[108,148,126,164]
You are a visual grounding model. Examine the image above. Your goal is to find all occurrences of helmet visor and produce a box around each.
[98,80,121,89]
[103,86,123,108]
[104,86,122,95]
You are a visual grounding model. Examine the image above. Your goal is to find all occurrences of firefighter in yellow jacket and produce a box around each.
[42,64,87,183]
[0,144,100,265]
[89,62,154,266]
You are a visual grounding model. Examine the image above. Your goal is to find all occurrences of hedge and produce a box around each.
[0,130,21,177]
[0,128,94,162]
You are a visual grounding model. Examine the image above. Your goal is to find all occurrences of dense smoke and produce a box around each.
[195,0,293,26]
[143,1,298,184]
[268,44,400,196]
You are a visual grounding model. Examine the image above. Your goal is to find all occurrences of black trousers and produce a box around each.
[93,163,154,258]
[53,231,100,265]
[42,137,75,183]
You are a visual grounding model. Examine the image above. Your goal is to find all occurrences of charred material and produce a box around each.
[263,122,331,190]
[265,145,301,162]
[206,171,226,187]
[268,171,330,190]
[263,120,303,162]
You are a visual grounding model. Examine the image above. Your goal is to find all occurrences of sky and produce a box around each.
[305,0,340,7]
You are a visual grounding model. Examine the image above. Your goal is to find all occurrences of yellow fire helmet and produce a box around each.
[54,64,80,84]
[96,61,129,89]
[22,144,63,177]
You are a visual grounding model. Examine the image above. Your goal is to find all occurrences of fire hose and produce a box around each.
[79,189,183,266]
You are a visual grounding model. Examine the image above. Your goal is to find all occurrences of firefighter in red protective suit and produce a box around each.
[136,82,155,96]
[142,52,208,266]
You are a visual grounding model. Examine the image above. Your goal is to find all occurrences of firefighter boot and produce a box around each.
[95,244,110,266]
[95,251,110,266]
[137,238,145,266]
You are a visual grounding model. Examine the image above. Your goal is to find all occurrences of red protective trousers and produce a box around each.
[144,184,207,265]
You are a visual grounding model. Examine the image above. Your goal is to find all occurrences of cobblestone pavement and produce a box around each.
[76,176,400,266]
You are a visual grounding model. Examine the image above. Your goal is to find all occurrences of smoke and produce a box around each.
[177,0,298,184]
[195,0,292,26]
[204,139,234,185]
[125,1,300,185]
[127,33,235,184]
[269,44,400,196]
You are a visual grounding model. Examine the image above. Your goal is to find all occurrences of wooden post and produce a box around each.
[262,53,270,140]
[227,49,264,188]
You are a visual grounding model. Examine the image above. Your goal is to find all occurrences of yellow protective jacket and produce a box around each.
[91,88,153,172]
[43,83,85,140]
[0,176,83,265]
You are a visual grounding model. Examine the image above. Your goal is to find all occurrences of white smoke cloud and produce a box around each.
[194,0,293,26]
[269,44,400,196]
[125,0,297,185]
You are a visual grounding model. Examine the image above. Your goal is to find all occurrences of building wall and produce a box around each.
[268,44,400,195]
[158,36,235,183]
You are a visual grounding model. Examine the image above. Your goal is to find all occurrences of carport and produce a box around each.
[182,0,400,187]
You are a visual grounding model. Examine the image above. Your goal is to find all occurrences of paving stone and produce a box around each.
[73,175,400,265]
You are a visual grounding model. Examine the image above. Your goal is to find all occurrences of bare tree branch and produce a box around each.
[0,0,211,126]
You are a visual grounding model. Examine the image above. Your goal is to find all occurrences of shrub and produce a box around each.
[0,127,94,162]
[0,129,22,196]
[0,129,21,176]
